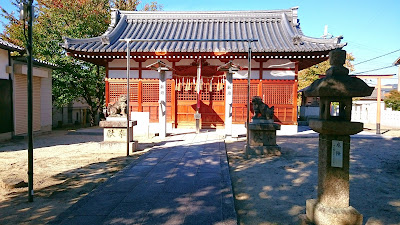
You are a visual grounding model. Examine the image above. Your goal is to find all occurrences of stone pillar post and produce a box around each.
[217,61,240,136]
[300,48,374,225]
[146,60,174,139]
[225,72,233,136]
[159,70,167,138]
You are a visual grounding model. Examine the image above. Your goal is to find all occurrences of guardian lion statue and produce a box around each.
[107,95,127,117]
[252,96,274,120]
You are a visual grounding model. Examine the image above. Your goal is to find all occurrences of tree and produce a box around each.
[384,90,400,111]
[1,0,161,126]
[297,53,355,105]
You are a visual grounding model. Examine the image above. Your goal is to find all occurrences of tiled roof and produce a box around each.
[0,38,24,52]
[12,56,58,69]
[62,7,344,54]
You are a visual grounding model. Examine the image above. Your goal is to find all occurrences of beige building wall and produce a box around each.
[14,74,42,135]
[40,75,52,131]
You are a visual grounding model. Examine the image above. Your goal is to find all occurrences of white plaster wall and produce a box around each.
[109,70,139,78]
[109,59,139,68]
[232,59,257,68]
[143,59,173,67]
[175,59,195,66]
[142,70,173,79]
[262,70,295,80]
[263,59,295,69]
[0,49,9,79]
[204,59,222,66]
[233,70,258,79]
[40,75,52,130]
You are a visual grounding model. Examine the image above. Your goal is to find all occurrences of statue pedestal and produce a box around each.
[99,117,138,152]
[245,120,281,158]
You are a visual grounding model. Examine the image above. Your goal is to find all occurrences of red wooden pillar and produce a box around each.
[257,80,263,98]
[138,80,143,112]
[293,61,299,124]
[105,64,110,106]
[138,61,142,79]
[171,79,176,128]
[105,79,110,106]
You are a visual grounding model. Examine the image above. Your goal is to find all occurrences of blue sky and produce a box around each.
[1,0,399,84]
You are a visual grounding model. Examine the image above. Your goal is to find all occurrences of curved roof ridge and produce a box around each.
[292,34,345,47]
[62,14,127,48]
[119,8,297,21]
[100,15,127,45]
[119,8,294,15]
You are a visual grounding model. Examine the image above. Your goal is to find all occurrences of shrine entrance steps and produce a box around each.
[50,130,237,225]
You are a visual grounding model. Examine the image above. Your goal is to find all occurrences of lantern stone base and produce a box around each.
[300,199,363,225]
[244,145,281,157]
[244,121,281,158]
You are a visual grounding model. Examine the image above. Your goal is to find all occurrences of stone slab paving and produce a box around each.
[50,131,237,225]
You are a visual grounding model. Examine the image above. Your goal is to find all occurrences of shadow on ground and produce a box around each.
[0,154,140,224]
[50,137,236,225]
[227,136,400,224]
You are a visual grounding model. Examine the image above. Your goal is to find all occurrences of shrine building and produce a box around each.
[62,7,344,134]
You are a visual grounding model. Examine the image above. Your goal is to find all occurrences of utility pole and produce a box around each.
[246,41,252,151]
[26,0,34,202]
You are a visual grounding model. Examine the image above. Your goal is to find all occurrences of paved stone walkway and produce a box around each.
[50,131,237,225]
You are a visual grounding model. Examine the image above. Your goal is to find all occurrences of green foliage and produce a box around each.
[1,0,161,125]
[384,90,400,111]
[297,53,355,106]
[110,0,162,11]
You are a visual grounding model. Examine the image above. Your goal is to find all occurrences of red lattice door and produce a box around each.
[175,76,225,128]
[199,80,225,128]
[232,79,297,125]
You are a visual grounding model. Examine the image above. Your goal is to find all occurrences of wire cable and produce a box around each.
[354,48,400,65]
[351,65,396,75]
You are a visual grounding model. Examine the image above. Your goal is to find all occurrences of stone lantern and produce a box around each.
[300,48,373,225]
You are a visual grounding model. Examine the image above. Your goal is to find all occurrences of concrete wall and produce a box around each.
[352,101,400,129]
[299,106,319,121]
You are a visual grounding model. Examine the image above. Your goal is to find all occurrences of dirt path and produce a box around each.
[0,128,158,225]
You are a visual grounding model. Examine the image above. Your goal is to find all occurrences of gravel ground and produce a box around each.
[1,125,399,225]
[0,128,158,225]
[227,129,400,225]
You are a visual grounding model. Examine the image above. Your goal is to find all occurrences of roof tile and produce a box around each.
[63,9,344,54]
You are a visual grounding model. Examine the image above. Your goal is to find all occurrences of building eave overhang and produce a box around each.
[0,39,25,53]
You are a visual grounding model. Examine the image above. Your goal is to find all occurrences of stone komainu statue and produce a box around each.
[252,96,274,120]
[107,95,127,117]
